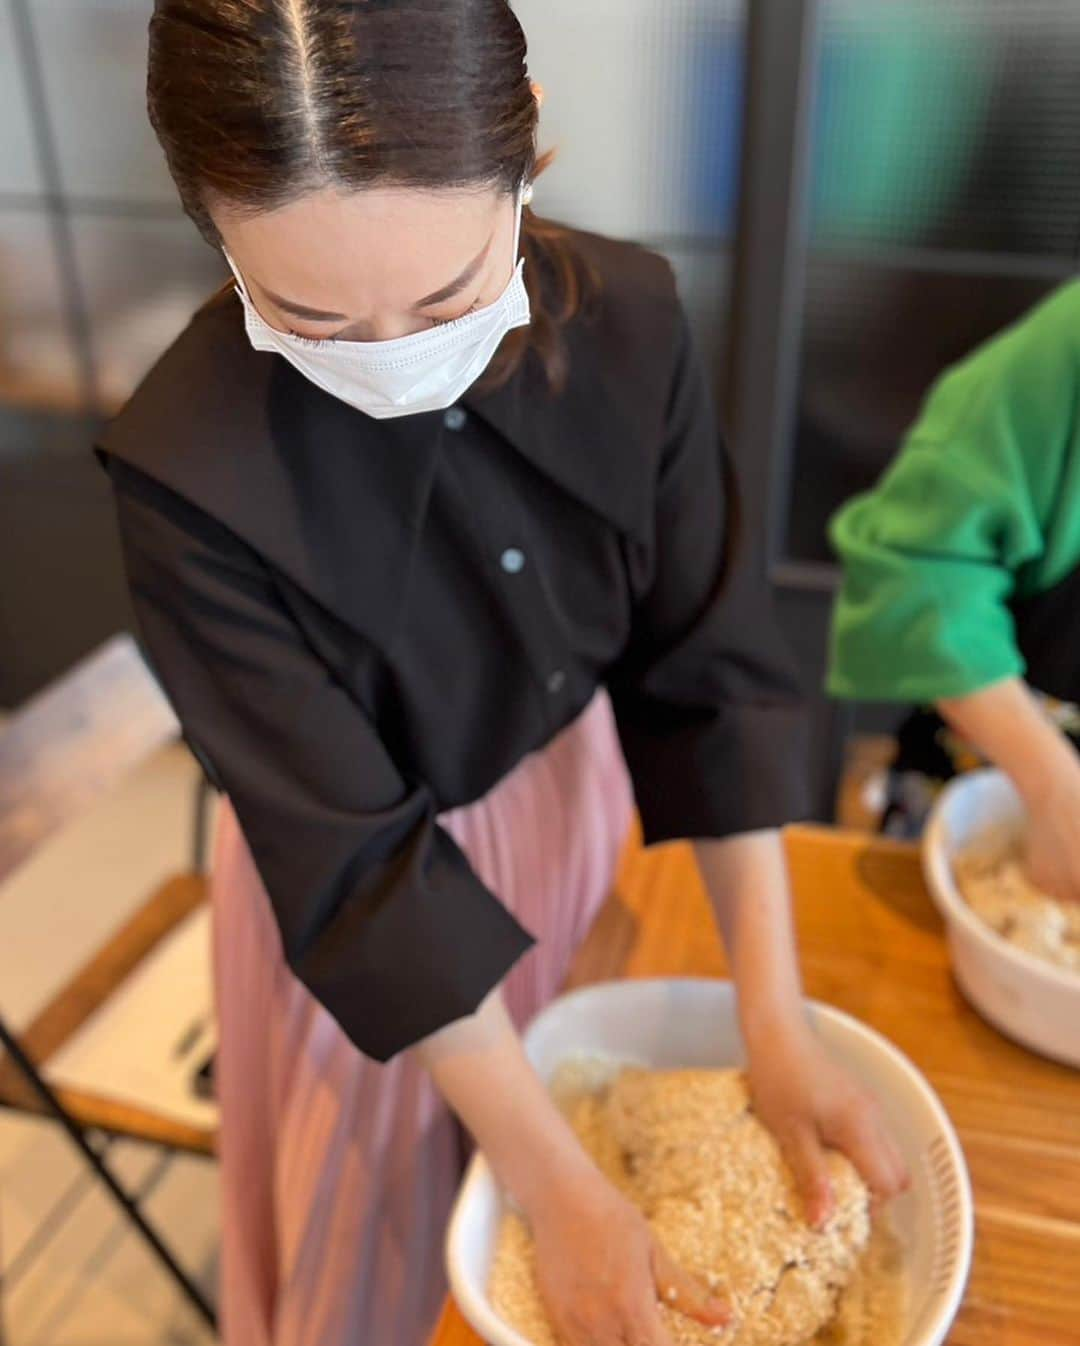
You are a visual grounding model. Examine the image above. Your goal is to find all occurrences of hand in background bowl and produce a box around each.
[1021,754,1080,906]
[938,679,1080,905]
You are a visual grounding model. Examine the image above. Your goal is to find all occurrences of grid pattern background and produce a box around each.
[785,0,1080,566]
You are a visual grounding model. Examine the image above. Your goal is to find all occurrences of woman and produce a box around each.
[100,4,906,1344]
[831,280,1080,901]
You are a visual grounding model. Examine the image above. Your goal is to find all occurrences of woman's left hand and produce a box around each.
[692,832,910,1225]
[747,1018,910,1227]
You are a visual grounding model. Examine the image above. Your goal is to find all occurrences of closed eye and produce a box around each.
[284,300,482,341]
[286,326,335,343]
[429,299,481,328]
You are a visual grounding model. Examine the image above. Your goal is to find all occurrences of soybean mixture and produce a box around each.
[489,1064,908,1346]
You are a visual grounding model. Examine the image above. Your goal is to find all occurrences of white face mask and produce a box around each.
[225,184,532,419]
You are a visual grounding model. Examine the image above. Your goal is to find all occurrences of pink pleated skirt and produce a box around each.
[209,692,634,1346]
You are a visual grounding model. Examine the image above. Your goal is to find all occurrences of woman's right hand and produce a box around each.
[528,1170,732,1346]
[419,991,730,1343]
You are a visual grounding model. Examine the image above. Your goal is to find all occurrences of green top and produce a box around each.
[829,279,1080,703]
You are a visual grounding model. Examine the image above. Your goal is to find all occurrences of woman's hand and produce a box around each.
[747,1018,910,1227]
[529,1169,731,1346]
[939,680,1080,903]
[1020,751,1080,905]
[418,991,730,1345]
[693,831,909,1225]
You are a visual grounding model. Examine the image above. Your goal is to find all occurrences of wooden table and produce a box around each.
[431,824,1080,1346]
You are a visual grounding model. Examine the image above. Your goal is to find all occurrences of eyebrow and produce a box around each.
[257,290,348,322]
[412,232,494,309]
[253,231,495,324]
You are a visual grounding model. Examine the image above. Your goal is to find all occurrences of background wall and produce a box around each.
[0,0,226,704]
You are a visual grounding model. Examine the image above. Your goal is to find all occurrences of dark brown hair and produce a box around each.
[147,0,596,392]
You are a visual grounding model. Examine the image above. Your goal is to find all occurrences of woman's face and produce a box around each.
[213,184,517,344]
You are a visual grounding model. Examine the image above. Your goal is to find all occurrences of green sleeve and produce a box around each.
[828,281,1080,703]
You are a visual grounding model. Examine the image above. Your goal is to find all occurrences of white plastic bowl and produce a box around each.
[924,768,1080,1068]
[447,978,972,1346]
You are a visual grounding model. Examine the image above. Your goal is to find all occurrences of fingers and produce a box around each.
[1024,851,1070,904]
[781,1122,836,1229]
[1023,833,1080,905]
[827,1095,910,1203]
[651,1238,733,1328]
[876,1114,911,1200]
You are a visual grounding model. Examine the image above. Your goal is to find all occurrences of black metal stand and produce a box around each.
[0,1016,217,1331]
[191,771,217,875]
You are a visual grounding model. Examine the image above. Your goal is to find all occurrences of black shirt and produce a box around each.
[97,229,809,1061]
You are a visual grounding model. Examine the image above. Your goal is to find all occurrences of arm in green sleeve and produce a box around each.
[828,282,1080,703]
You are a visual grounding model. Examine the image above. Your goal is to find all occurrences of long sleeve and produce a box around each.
[829,281,1080,704]
[608,308,811,844]
[105,457,533,1062]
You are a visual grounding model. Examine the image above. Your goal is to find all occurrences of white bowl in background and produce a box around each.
[446,978,973,1346]
[923,769,1080,1068]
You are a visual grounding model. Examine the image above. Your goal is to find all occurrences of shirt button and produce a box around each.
[500,547,526,575]
[546,669,566,695]
[443,406,467,431]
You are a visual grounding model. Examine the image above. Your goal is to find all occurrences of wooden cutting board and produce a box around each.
[430,824,1080,1346]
